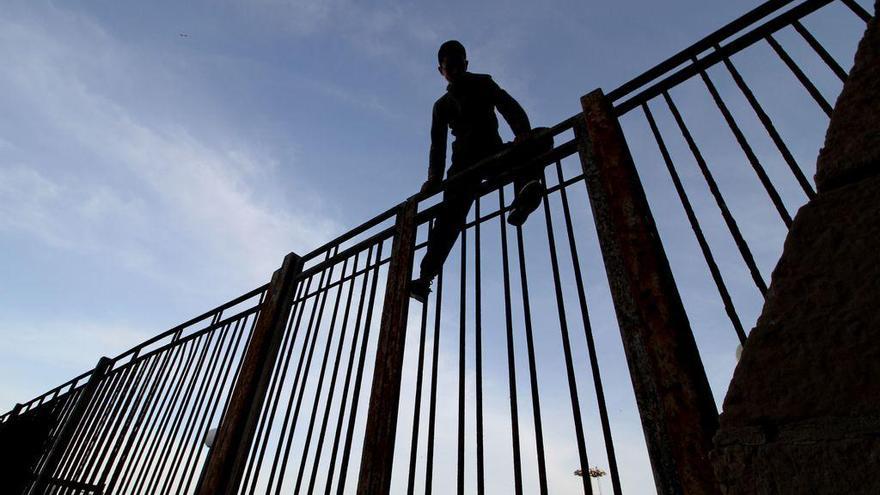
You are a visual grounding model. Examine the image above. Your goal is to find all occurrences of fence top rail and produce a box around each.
[106,282,268,365]
[3,283,268,417]
[613,0,836,115]
[298,116,580,271]
[301,204,400,265]
[607,0,805,104]
[14,367,95,411]
[107,301,264,379]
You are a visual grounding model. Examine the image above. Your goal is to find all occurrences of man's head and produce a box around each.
[438,40,467,83]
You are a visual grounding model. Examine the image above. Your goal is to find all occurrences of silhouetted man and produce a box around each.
[410,40,552,302]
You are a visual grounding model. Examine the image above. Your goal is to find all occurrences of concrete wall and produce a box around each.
[711,3,880,493]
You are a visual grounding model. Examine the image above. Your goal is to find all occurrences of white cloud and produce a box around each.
[232,0,342,36]
[0,317,152,410]
[0,6,340,290]
[228,0,445,77]
[0,318,150,370]
[0,3,344,408]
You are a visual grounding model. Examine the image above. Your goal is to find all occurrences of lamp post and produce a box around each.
[575,466,607,494]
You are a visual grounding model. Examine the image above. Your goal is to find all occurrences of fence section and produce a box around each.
[388,125,630,494]
[7,286,267,494]
[230,221,396,495]
[612,0,869,342]
[606,0,870,406]
[1,1,871,494]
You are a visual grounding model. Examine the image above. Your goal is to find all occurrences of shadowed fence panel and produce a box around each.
[610,0,870,407]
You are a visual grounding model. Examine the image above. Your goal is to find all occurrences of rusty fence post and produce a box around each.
[196,251,302,495]
[576,89,720,494]
[31,356,113,494]
[356,198,417,495]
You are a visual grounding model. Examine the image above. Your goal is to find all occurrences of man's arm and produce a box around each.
[424,99,447,193]
[489,78,531,140]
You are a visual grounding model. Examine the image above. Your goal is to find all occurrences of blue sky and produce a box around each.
[0,0,764,407]
[0,0,870,492]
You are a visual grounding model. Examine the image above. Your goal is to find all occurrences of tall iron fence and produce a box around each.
[0,0,871,493]
[1,287,267,494]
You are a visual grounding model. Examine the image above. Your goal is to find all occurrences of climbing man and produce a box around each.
[410,39,553,303]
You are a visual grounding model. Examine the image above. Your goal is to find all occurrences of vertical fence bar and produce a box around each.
[325,245,376,495]
[539,169,592,495]
[337,241,385,494]
[554,161,623,494]
[305,253,362,495]
[406,275,430,495]
[791,20,848,82]
[642,102,747,343]
[291,256,352,495]
[30,356,112,494]
[497,188,524,495]
[473,197,486,495]
[356,198,417,495]
[196,251,303,495]
[423,268,443,495]
[577,89,720,495]
[840,0,872,22]
[663,90,768,295]
[514,225,549,495]
[715,44,816,200]
[456,227,467,495]
[765,34,834,116]
[694,56,793,227]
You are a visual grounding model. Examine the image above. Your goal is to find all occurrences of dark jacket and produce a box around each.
[429,72,531,178]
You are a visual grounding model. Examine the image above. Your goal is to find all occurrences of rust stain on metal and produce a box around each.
[577,89,720,495]
[356,199,417,495]
[196,252,302,495]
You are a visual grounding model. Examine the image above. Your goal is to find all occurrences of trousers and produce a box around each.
[418,128,553,281]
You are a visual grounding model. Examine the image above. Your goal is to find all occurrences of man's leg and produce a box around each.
[411,186,474,301]
[507,127,553,226]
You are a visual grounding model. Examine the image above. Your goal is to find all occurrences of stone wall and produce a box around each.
[711,3,880,494]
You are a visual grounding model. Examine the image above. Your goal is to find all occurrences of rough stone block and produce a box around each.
[712,173,880,494]
[720,174,880,426]
[815,1,880,192]
[713,417,880,495]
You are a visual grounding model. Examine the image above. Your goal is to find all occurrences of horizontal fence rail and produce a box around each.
[1,0,871,493]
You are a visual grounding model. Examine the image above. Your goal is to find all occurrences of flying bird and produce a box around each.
[179,33,189,38]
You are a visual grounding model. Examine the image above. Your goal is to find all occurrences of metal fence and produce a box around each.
[233,226,396,495]
[610,0,870,341]
[0,0,871,493]
[2,287,267,494]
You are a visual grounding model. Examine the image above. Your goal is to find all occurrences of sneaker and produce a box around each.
[507,180,544,227]
[409,278,432,303]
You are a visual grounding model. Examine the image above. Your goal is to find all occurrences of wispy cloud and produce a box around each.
[227,0,448,81]
[0,316,152,408]
[0,3,344,408]
[0,6,340,291]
